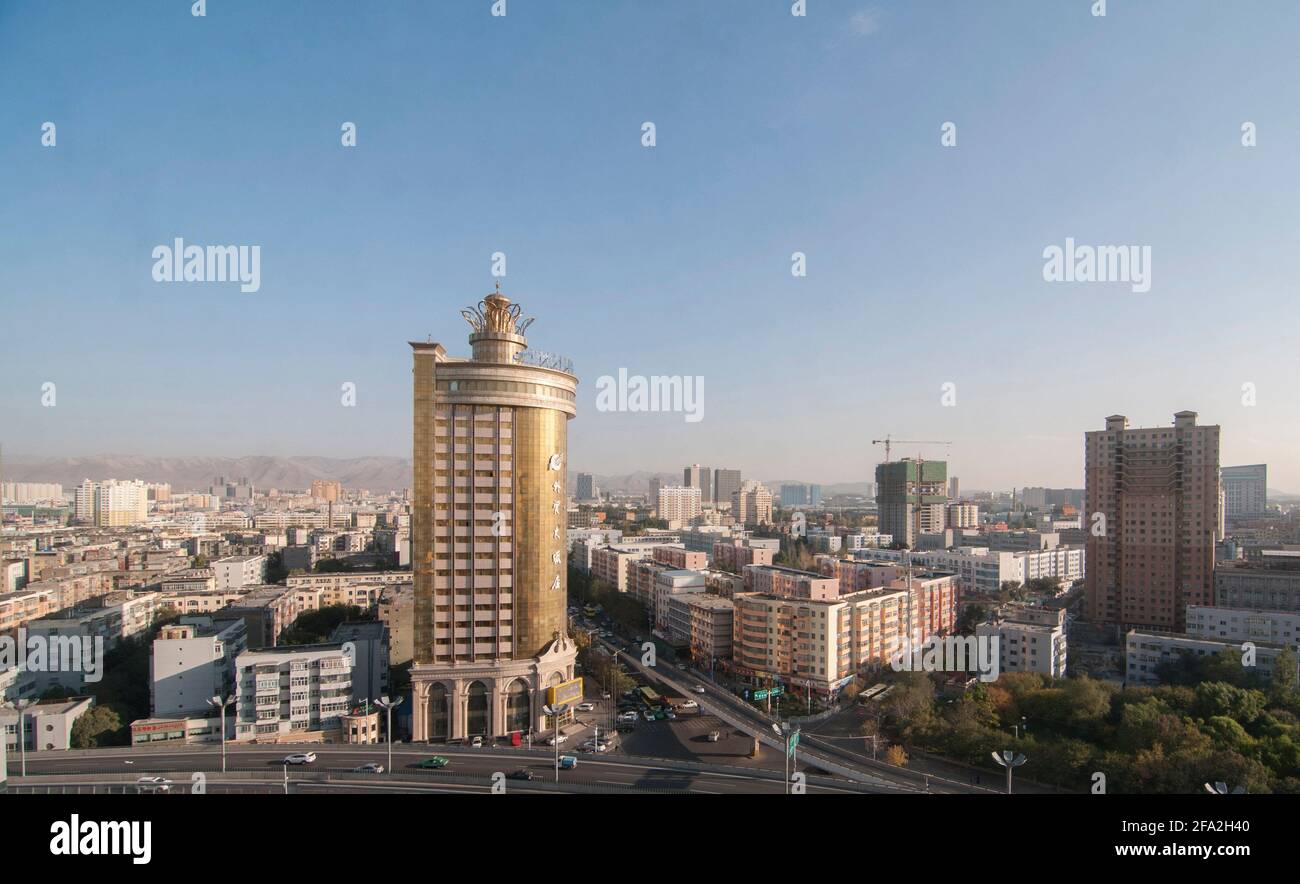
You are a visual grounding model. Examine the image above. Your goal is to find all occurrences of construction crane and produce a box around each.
[871,435,952,463]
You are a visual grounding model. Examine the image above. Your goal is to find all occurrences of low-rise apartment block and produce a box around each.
[1185,604,1300,650]
[815,556,901,594]
[150,616,249,718]
[233,644,354,742]
[652,570,707,634]
[976,604,1067,677]
[225,584,323,648]
[1,696,96,753]
[591,541,686,592]
[1214,557,1300,612]
[743,564,839,600]
[1126,630,1296,686]
[214,555,267,590]
[712,538,776,572]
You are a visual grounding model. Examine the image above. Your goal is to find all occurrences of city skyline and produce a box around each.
[2,437,1296,499]
[4,1,1299,490]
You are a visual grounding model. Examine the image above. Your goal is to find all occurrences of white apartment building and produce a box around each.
[976,605,1067,677]
[214,555,267,591]
[159,569,216,594]
[2,559,28,593]
[651,569,707,634]
[1185,604,1300,651]
[566,527,623,557]
[150,616,249,718]
[731,571,959,696]
[841,533,893,551]
[732,481,773,527]
[678,593,735,662]
[588,540,686,591]
[946,503,980,529]
[233,644,354,742]
[23,592,161,693]
[657,485,703,527]
[1,697,95,753]
[1,482,63,505]
[859,545,1083,595]
[74,479,149,527]
[1126,630,1295,686]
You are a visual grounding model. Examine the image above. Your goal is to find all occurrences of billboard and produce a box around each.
[547,677,584,708]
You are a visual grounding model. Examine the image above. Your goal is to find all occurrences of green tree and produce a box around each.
[264,550,288,584]
[1271,647,1299,698]
[1192,682,1266,725]
[71,705,123,749]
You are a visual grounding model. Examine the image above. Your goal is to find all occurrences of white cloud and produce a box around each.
[849,7,882,36]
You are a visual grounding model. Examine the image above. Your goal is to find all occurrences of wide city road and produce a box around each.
[8,742,890,795]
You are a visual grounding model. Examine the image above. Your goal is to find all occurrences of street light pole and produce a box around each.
[791,726,800,789]
[542,703,569,784]
[1,700,32,779]
[376,695,404,775]
[774,722,790,795]
[16,700,30,778]
[207,695,235,774]
[992,750,1027,795]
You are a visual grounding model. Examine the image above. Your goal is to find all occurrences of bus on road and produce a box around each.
[637,686,661,710]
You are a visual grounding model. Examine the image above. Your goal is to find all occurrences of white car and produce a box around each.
[678,700,698,710]
[135,776,173,793]
[642,710,655,722]
[693,685,706,694]
[618,711,639,723]
[576,702,595,712]
[471,736,484,748]
[283,752,317,765]
[581,741,610,753]
[547,734,568,746]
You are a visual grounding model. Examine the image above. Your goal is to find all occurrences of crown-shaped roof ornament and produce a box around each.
[461,280,535,336]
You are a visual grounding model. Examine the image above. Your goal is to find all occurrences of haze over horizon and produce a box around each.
[3,1,1298,489]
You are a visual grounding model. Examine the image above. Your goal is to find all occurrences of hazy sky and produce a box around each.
[2,0,1298,491]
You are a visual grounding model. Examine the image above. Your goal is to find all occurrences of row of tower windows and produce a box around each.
[436,379,575,401]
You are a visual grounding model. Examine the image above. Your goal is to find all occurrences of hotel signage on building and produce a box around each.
[547,677,584,708]
[513,348,574,375]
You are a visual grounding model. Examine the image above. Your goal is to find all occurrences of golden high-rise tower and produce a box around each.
[409,286,579,741]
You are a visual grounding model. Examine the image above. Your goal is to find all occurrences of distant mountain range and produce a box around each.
[7,455,1287,500]
[2,455,412,492]
[2,457,875,497]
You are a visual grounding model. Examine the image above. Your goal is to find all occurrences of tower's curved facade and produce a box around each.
[409,288,578,741]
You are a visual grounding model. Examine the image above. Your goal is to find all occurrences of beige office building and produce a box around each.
[409,288,578,741]
[657,485,702,527]
[310,480,342,502]
[1085,412,1220,632]
[732,481,773,527]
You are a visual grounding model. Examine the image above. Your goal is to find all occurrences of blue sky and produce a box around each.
[2,0,1298,490]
